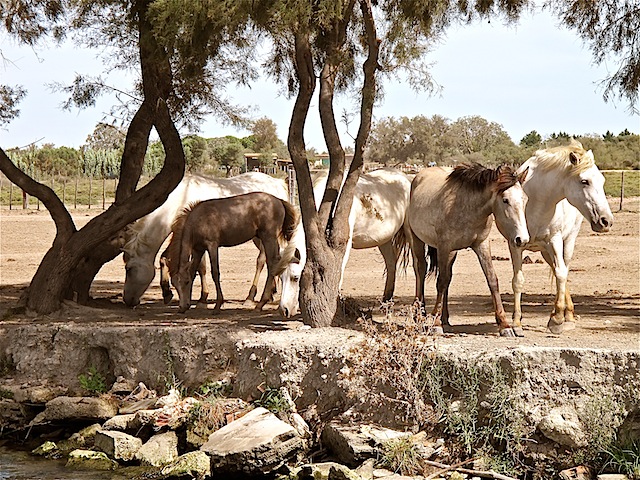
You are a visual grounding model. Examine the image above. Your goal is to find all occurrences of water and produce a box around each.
[0,447,128,480]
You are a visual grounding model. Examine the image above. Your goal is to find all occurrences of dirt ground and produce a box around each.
[0,198,638,351]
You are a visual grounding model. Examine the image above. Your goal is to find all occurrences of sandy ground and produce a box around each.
[0,198,638,351]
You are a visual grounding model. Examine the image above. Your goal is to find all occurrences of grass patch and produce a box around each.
[604,170,640,197]
[379,436,423,476]
[78,366,107,395]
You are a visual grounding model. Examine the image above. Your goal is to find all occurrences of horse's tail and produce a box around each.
[279,199,299,244]
[426,245,438,279]
[392,224,412,274]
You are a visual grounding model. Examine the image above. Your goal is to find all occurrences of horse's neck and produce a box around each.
[133,181,194,259]
[521,163,568,227]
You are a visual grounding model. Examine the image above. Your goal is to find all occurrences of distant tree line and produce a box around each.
[4,117,290,180]
[366,114,639,169]
[4,115,638,181]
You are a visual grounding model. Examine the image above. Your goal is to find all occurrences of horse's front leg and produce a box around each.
[378,241,396,302]
[508,244,525,336]
[207,247,224,311]
[255,238,280,311]
[546,237,574,334]
[159,250,173,305]
[245,238,265,305]
[472,241,511,337]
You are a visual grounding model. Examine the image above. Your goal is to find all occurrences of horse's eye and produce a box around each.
[502,198,510,205]
[581,179,589,186]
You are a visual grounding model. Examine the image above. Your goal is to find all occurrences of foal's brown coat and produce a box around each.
[167,192,298,313]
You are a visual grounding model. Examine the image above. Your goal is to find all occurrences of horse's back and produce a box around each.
[188,192,287,247]
[352,169,411,248]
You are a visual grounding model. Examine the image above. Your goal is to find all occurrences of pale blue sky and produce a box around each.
[0,8,637,153]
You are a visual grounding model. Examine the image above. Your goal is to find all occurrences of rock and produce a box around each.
[29,395,119,425]
[130,409,160,431]
[32,441,60,458]
[109,376,137,395]
[68,423,102,446]
[538,406,588,448]
[200,406,308,475]
[103,413,136,431]
[322,422,412,466]
[355,458,376,479]
[66,449,119,471]
[135,431,179,467]
[559,466,591,480]
[160,451,211,480]
[296,462,362,480]
[94,430,143,462]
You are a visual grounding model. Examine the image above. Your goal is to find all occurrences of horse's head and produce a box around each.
[493,167,529,248]
[122,250,156,308]
[563,152,613,233]
[172,261,195,313]
[277,227,307,318]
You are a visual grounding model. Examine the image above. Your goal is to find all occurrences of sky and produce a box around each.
[0,8,638,153]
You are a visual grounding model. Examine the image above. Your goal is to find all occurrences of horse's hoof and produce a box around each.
[243,299,257,308]
[195,301,207,309]
[431,326,444,336]
[163,293,173,305]
[255,302,266,311]
[500,328,516,337]
[547,320,576,334]
[512,326,525,337]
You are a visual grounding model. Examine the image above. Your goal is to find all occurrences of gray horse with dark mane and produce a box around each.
[167,192,298,313]
[408,163,529,337]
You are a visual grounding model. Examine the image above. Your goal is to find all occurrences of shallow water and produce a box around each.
[0,447,127,480]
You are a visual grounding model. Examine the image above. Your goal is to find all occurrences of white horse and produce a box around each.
[277,168,412,318]
[120,172,288,307]
[494,140,614,335]
[408,163,529,337]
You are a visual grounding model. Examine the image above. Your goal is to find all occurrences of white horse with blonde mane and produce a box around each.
[120,172,288,307]
[277,168,412,318]
[494,140,614,335]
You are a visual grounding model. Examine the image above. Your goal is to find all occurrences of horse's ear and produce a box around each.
[517,167,529,184]
[569,151,580,165]
[293,248,301,263]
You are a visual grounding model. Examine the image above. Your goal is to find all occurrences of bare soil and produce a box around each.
[0,198,638,351]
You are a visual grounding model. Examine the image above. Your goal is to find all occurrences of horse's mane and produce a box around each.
[530,139,595,174]
[166,201,201,276]
[446,162,519,194]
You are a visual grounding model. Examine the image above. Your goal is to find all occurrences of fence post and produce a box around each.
[102,177,106,209]
[88,175,92,209]
[9,182,13,210]
[619,170,625,212]
[74,176,79,209]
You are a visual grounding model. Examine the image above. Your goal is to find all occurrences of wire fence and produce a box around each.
[0,169,638,211]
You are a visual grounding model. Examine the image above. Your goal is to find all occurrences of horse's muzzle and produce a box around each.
[513,235,529,248]
[591,215,613,233]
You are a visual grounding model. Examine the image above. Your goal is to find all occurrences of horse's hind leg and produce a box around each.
[441,251,457,328]
[207,247,224,311]
[378,241,396,302]
[245,238,266,305]
[196,254,209,306]
[409,231,427,303]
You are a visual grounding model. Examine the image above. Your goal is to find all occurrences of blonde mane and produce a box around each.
[531,139,595,175]
[122,221,149,256]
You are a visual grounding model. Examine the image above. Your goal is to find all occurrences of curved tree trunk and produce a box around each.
[0,0,186,314]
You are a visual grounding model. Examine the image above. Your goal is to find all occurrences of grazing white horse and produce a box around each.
[120,172,288,307]
[494,140,614,335]
[408,163,529,337]
[277,168,412,318]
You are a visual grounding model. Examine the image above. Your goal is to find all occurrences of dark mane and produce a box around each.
[446,163,519,194]
[166,201,201,275]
